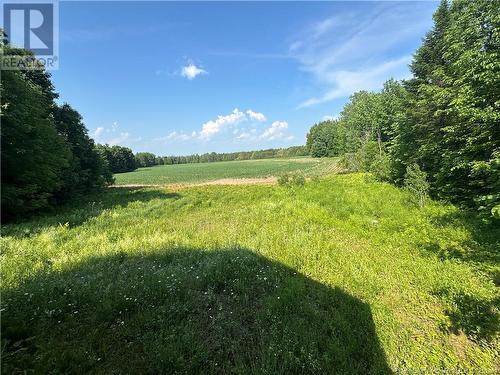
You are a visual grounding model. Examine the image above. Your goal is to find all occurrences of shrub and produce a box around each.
[277,174,290,186]
[404,163,429,208]
[369,153,391,182]
[340,153,362,172]
[278,173,305,187]
[291,173,306,186]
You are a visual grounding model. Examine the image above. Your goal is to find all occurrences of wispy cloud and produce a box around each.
[93,127,105,138]
[91,121,138,147]
[181,63,207,80]
[290,2,434,107]
[109,132,130,146]
[298,55,412,108]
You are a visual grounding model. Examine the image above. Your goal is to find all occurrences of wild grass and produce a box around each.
[113,157,339,185]
[1,174,498,373]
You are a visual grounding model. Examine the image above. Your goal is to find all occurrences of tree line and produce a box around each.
[1,43,116,220]
[133,146,308,168]
[306,0,499,218]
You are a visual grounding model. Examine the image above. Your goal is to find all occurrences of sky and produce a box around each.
[51,1,439,156]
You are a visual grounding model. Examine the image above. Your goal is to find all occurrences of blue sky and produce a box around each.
[51,1,438,155]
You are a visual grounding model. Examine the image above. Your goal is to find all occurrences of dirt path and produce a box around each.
[112,176,278,189]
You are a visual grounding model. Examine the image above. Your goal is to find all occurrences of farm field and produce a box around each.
[1,173,498,373]
[113,157,339,185]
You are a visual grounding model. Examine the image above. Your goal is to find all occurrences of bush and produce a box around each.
[291,173,306,186]
[369,153,391,182]
[340,153,362,172]
[404,164,429,208]
[277,174,290,186]
[278,173,305,187]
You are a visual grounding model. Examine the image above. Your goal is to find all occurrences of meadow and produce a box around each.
[113,157,339,185]
[1,172,498,373]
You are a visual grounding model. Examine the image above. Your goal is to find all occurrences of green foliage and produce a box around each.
[1,48,70,218]
[277,173,290,186]
[339,153,362,173]
[2,175,498,372]
[53,104,114,196]
[278,172,306,187]
[306,120,345,157]
[135,152,158,168]
[0,45,113,219]
[369,153,391,182]
[161,146,308,166]
[404,164,430,208]
[96,144,136,174]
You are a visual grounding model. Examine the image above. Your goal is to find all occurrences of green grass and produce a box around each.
[113,157,339,185]
[2,174,499,373]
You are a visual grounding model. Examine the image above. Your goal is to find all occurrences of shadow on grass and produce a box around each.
[1,188,181,238]
[432,288,499,344]
[2,247,391,374]
[423,210,500,284]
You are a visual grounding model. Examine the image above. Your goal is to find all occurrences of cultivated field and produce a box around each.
[2,173,498,373]
[113,157,340,185]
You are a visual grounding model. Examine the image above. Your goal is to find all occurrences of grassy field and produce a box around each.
[1,174,499,373]
[113,157,339,185]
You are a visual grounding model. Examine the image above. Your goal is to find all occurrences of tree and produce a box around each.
[53,104,113,197]
[404,164,430,208]
[402,0,451,189]
[434,0,500,216]
[1,47,71,218]
[135,152,158,168]
[96,145,136,173]
[306,120,345,157]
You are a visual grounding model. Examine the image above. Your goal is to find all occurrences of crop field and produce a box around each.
[113,157,339,185]
[2,174,498,373]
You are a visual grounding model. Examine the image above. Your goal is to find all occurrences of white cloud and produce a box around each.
[236,132,252,140]
[159,108,285,144]
[298,56,411,108]
[246,110,266,122]
[93,127,104,139]
[260,121,288,141]
[167,131,192,141]
[155,131,196,143]
[181,63,207,80]
[290,2,434,107]
[90,121,139,147]
[109,132,130,146]
[199,108,247,140]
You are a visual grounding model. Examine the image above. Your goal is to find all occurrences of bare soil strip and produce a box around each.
[112,176,278,189]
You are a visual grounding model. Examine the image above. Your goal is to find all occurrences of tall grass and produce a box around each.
[1,174,498,373]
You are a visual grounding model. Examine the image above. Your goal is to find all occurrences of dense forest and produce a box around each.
[306,0,499,219]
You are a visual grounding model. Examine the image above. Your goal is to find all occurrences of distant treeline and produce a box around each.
[1,42,114,220]
[133,146,308,168]
[305,0,499,218]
